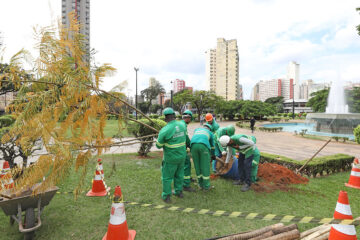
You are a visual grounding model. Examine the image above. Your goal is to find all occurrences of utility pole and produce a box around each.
[134,67,139,120]
[292,83,295,119]
[170,81,173,109]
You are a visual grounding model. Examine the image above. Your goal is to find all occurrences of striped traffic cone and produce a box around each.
[103,186,136,240]
[86,168,109,197]
[1,161,14,190]
[97,158,104,179]
[346,158,360,189]
[329,191,357,240]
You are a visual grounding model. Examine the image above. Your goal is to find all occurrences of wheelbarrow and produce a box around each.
[0,186,58,240]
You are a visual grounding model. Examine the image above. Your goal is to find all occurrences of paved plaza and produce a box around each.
[106,120,360,161]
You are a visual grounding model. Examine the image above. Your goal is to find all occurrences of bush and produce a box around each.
[257,126,283,132]
[149,114,159,119]
[260,152,354,177]
[107,114,118,120]
[354,125,360,144]
[287,113,293,118]
[128,119,166,156]
[332,136,340,142]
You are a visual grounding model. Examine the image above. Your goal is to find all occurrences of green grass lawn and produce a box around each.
[64,119,132,138]
[1,152,360,240]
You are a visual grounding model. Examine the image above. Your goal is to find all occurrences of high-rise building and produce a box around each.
[206,38,241,100]
[62,0,90,56]
[255,78,294,102]
[173,79,186,93]
[287,61,300,99]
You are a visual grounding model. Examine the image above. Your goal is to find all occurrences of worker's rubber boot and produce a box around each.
[232,180,244,185]
[183,186,196,192]
[241,184,251,192]
[163,195,171,203]
[175,192,184,198]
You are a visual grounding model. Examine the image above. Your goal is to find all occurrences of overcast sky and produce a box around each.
[1,0,359,99]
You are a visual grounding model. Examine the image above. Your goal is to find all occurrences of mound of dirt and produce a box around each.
[252,163,309,193]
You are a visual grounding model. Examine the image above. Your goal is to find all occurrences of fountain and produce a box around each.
[306,79,360,135]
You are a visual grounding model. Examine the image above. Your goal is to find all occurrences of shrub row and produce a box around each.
[260,152,354,178]
[258,127,283,132]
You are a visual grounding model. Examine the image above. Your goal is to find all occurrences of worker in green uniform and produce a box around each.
[205,113,219,132]
[213,125,236,171]
[190,123,216,190]
[156,107,187,203]
[214,125,236,157]
[219,134,258,192]
[182,110,195,192]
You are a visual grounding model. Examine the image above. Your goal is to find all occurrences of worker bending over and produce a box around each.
[190,123,216,191]
[205,113,219,132]
[156,108,187,203]
[219,134,260,192]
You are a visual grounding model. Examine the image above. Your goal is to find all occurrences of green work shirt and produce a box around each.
[190,127,215,155]
[214,127,235,156]
[156,120,187,164]
[230,134,256,158]
[208,119,219,133]
[181,119,191,148]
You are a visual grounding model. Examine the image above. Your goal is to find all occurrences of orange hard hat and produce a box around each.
[205,113,213,122]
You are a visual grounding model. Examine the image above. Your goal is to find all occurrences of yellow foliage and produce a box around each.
[0,12,123,195]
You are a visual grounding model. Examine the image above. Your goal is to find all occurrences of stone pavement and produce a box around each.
[104,120,360,161]
[2,120,358,169]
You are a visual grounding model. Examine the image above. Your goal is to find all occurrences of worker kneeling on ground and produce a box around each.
[219,134,260,192]
[190,123,216,191]
[205,113,219,133]
[156,107,187,203]
[182,110,196,192]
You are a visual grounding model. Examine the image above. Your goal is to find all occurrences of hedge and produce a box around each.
[258,127,283,132]
[260,152,354,178]
[354,125,360,144]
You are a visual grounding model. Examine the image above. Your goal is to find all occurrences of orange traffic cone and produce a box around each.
[1,161,14,190]
[97,158,104,179]
[86,168,109,197]
[103,186,136,240]
[329,191,357,240]
[346,158,360,189]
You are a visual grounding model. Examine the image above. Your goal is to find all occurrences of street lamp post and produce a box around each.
[170,81,174,109]
[134,67,139,120]
[292,83,295,119]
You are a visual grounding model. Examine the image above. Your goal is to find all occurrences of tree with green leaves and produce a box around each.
[346,87,360,113]
[240,100,276,119]
[173,89,192,114]
[265,96,284,113]
[215,100,244,120]
[357,8,360,35]
[140,78,165,113]
[189,90,223,120]
[306,88,329,112]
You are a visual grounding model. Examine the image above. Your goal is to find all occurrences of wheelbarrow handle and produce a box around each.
[17,197,42,233]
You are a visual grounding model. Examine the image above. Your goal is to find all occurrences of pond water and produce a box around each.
[263,122,355,140]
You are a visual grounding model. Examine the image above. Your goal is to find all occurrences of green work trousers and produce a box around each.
[161,161,184,200]
[191,143,211,190]
[183,153,192,187]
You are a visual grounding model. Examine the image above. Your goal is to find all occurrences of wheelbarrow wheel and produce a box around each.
[24,208,35,240]
[10,216,15,225]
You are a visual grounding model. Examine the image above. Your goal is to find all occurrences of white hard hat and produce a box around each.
[219,135,230,147]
